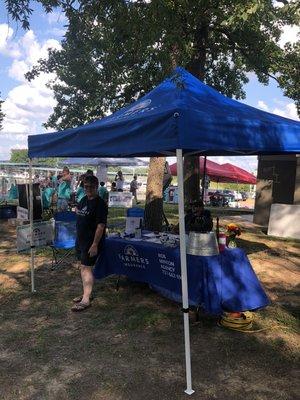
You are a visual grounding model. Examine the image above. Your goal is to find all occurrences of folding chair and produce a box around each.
[51,211,77,269]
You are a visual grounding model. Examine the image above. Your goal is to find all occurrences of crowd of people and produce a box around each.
[38,167,140,211]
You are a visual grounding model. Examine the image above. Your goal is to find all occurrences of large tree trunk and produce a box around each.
[144,157,166,231]
[184,24,208,205]
[183,155,200,205]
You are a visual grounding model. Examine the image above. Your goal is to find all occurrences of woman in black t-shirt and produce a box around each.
[72,175,108,312]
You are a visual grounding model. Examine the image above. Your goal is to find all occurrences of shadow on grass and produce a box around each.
[0,219,299,400]
[236,237,270,255]
[1,261,299,400]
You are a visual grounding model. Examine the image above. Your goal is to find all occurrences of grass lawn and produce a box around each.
[0,206,299,400]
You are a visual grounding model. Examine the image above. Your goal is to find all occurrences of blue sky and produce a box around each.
[0,1,299,173]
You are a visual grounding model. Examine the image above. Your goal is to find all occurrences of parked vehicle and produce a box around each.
[223,189,235,197]
[241,191,248,201]
[233,191,243,201]
[209,192,233,207]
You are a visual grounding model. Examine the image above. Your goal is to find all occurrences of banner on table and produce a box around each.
[17,220,54,252]
[17,206,29,220]
[94,238,270,315]
[109,192,133,208]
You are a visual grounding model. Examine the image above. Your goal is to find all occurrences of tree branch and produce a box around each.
[216,28,280,84]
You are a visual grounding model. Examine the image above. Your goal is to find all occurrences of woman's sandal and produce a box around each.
[71,302,91,312]
[72,294,94,303]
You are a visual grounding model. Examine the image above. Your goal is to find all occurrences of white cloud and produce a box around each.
[0,24,21,58]
[257,100,299,121]
[1,26,61,160]
[273,103,299,120]
[257,100,269,112]
[279,25,299,48]
[8,60,28,81]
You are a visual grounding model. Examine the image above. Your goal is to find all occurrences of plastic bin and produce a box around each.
[126,207,144,218]
[0,206,17,219]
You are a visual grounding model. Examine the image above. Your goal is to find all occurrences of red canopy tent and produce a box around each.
[169,157,256,184]
[220,163,256,184]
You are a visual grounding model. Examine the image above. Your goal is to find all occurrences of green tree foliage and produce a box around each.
[9,149,58,166]
[19,0,299,129]
[5,0,299,226]
[10,149,28,163]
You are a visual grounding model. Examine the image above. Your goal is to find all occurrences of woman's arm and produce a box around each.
[88,223,106,256]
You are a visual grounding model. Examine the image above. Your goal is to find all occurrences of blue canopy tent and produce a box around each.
[29,68,299,158]
[28,67,300,396]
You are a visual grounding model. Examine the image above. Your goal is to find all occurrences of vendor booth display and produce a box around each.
[94,236,269,315]
[28,67,300,395]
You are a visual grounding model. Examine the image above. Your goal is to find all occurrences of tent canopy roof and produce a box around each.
[28,68,300,158]
[169,157,256,184]
[220,163,256,184]
[59,157,148,167]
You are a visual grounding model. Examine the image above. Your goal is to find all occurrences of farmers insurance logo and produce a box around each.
[113,99,157,120]
[118,245,150,269]
[124,245,139,257]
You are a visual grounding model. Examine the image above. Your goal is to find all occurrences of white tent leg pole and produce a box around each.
[176,149,194,396]
[29,158,36,293]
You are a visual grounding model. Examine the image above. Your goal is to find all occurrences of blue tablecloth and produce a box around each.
[94,237,269,315]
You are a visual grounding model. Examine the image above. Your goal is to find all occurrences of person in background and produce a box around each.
[57,166,72,211]
[72,175,108,312]
[8,180,19,200]
[42,179,55,209]
[98,181,109,203]
[70,172,77,192]
[49,171,58,189]
[76,174,86,204]
[115,170,124,192]
[130,175,139,204]
[185,200,213,233]
[86,169,94,176]
[110,181,117,192]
